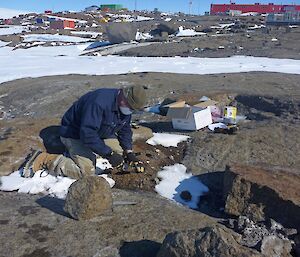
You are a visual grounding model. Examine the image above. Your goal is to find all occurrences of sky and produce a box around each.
[0,0,299,15]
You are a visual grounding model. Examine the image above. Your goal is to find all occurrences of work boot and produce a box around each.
[32,152,61,172]
[21,150,61,178]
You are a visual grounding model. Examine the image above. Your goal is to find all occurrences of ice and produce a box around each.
[0,44,300,85]
[155,164,209,209]
[146,133,190,147]
[23,34,92,43]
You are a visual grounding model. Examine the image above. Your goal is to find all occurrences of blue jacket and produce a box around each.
[60,88,132,156]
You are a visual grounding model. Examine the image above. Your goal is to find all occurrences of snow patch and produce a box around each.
[146,133,190,147]
[0,158,115,199]
[23,34,92,43]
[135,31,153,41]
[71,31,102,38]
[155,164,209,209]
[0,25,29,36]
[176,26,206,37]
[0,44,300,84]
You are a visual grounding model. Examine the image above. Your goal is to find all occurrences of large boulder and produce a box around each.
[157,225,262,257]
[223,164,300,229]
[106,23,137,44]
[64,176,112,220]
[157,22,179,35]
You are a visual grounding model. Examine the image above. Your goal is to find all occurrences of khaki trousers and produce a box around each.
[48,137,122,179]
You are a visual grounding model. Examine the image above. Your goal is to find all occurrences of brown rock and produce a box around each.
[132,125,153,142]
[223,164,300,228]
[64,176,112,220]
[157,225,262,257]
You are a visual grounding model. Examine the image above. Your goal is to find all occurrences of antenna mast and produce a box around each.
[189,0,193,14]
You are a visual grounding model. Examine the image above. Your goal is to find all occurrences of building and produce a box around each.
[85,5,99,12]
[210,3,300,15]
[36,18,44,24]
[50,20,75,29]
[266,11,300,25]
[45,10,53,14]
[4,19,13,25]
[100,4,123,11]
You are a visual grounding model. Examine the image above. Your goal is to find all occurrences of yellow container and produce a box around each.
[224,106,237,120]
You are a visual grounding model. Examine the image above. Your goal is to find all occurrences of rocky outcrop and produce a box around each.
[0,188,215,257]
[223,164,300,229]
[261,235,292,257]
[157,225,262,257]
[225,216,294,256]
[157,22,178,35]
[106,23,137,44]
[64,176,112,220]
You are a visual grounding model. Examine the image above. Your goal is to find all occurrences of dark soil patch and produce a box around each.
[236,95,300,121]
[111,140,187,191]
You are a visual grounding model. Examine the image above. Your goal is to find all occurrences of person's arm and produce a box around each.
[117,115,133,151]
[79,103,112,156]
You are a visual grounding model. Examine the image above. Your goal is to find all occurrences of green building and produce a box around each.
[100,4,123,11]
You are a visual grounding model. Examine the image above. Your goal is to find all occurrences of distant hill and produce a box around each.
[0,8,31,19]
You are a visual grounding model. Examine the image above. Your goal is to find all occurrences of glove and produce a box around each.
[105,151,124,168]
[124,152,145,173]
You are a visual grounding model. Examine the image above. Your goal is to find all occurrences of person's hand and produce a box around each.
[124,152,145,173]
[105,151,124,168]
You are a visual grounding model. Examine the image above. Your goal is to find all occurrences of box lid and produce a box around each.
[167,107,192,119]
[194,100,218,108]
[163,100,186,108]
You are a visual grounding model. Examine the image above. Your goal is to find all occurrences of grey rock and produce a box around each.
[157,22,179,35]
[261,235,292,257]
[157,225,262,257]
[106,23,137,44]
[64,176,112,220]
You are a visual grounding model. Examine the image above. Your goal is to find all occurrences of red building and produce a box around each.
[50,20,75,29]
[210,3,300,15]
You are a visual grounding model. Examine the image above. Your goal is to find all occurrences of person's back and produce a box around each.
[60,88,119,141]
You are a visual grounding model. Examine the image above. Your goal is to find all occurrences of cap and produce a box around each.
[123,85,147,110]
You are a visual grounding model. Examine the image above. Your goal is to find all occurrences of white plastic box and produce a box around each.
[166,101,213,131]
